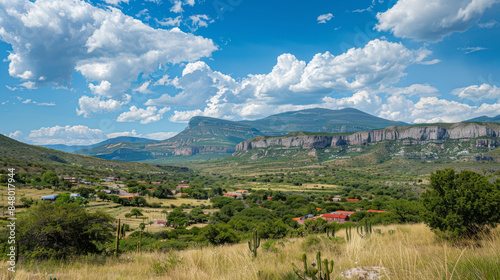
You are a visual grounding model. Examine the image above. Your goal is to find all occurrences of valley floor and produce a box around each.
[4,223,499,280]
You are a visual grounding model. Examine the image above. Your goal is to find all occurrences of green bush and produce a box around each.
[421,169,500,238]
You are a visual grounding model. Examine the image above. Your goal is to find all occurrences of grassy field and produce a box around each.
[4,223,499,280]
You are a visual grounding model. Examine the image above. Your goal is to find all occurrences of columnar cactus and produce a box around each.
[115,219,121,257]
[292,251,334,280]
[248,230,260,258]
[137,231,142,253]
[357,219,372,238]
[326,227,335,238]
[346,226,352,242]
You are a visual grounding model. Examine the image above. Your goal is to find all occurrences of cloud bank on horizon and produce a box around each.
[0,0,499,145]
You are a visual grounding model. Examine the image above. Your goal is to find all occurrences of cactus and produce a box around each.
[121,223,126,237]
[357,219,372,239]
[292,251,334,280]
[115,219,121,257]
[137,231,142,253]
[346,226,352,242]
[326,227,335,238]
[248,230,260,258]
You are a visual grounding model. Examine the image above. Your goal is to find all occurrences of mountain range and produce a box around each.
[41,108,408,160]
[32,108,500,163]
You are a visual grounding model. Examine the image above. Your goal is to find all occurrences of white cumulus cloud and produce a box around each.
[148,39,437,122]
[8,131,24,141]
[117,106,171,124]
[76,95,131,118]
[317,13,333,23]
[376,0,500,42]
[0,0,217,99]
[452,84,500,100]
[26,125,107,145]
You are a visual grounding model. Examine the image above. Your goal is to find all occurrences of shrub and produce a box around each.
[18,202,114,260]
[421,169,500,239]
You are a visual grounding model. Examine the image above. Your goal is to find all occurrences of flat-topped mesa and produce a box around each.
[235,123,500,151]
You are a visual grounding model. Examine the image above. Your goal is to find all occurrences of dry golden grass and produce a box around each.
[3,223,499,280]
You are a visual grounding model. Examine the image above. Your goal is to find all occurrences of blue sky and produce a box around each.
[1,0,499,145]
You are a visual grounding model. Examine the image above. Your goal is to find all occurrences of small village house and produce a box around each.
[321,214,349,223]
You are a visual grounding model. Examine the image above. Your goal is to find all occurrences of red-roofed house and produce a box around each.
[236,190,248,195]
[175,193,189,197]
[267,197,272,200]
[346,199,359,202]
[331,211,355,216]
[367,210,391,213]
[151,182,161,185]
[322,214,349,223]
[176,185,190,191]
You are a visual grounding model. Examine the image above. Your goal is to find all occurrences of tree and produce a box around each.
[204,224,240,245]
[421,169,500,238]
[167,208,189,228]
[130,208,143,218]
[18,202,114,260]
[97,191,109,201]
[387,199,423,223]
[190,207,208,223]
[139,222,146,231]
[42,171,59,186]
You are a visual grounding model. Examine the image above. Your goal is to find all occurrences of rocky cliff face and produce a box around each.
[235,123,500,151]
[174,146,235,156]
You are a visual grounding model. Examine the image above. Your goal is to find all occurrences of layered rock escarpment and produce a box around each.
[173,146,235,156]
[235,123,500,151]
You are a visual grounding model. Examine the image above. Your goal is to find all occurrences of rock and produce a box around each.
[173,146,234,156]
[235,123,500,152]
[340,266,388,279]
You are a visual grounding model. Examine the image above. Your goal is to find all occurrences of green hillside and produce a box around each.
[0,134,175,175]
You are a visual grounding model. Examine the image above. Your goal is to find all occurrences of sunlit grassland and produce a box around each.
[5,223,499,280]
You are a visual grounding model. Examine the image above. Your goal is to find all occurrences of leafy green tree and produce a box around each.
[139,222,146,231]
[42,171,59,186]
[387,199,423,223]
[421,169,500,238]
[167,208,189,228]
[132,196,147,207]
[152,185,173,199]
[190,207,208,223]
[97,191,109,201]
[20,197,34,207]
[130,208,143,218]
[211,196,235,209]
[204,224,240,245]
[18,202,114,260]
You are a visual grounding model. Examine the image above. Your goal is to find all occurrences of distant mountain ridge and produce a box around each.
[238,108,408,135]
[43,108,411,161]
[42,136,157,153]
[466,115,500,123]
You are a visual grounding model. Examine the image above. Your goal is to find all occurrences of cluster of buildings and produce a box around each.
[293,209,391,224]
[223,190,249,198]
[41,193,82,202]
